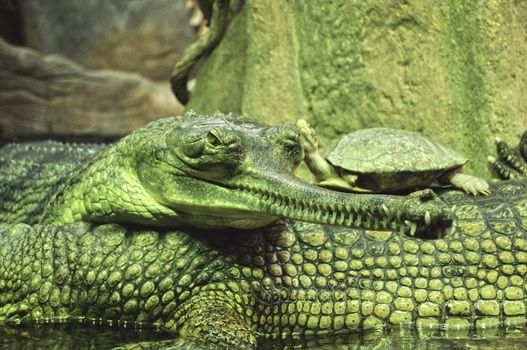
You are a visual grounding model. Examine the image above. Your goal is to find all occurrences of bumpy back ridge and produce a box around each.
[0,141,107,224]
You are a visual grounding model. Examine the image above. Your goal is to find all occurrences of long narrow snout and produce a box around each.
[235,171,452,234]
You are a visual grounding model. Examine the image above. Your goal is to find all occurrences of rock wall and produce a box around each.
[17,0,196,81]
[187,0,527,177]
[0,39,181,142]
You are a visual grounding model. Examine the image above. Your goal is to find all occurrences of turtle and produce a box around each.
[296,119,491,195]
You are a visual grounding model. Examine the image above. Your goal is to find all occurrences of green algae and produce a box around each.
[187,0,527,178]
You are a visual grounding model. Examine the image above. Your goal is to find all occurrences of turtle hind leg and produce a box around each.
[449,172,491,196]
[496,137,527,174]
[488,156,520,180]
[488,135,527,180]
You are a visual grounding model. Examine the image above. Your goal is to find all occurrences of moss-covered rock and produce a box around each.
[187,0,527,177]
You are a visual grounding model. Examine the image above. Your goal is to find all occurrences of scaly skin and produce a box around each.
[0,179,526,349]
[0,112,451,234]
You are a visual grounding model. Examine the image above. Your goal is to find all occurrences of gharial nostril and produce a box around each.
[415,189,436,202]
[279,125,301,143]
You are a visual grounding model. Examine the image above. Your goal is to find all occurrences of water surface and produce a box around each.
[2,324,527,349]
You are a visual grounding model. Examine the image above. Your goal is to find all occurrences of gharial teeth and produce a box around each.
[411,223,417,236]
[331,210,337,224]
[425,211,431,226]
[345,213,354,226]
[405,220,417,236]
[382,204,391,218]
[319,210,326,222]
[366,215,372,228]
[337,211,345,225]
[356,215,362,227]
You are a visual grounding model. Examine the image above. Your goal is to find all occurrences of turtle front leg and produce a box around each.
[297,119,363,191]
[443,170,491,195]
[297,120,372,192]
[489,133,527,179]
[296,119,339,183]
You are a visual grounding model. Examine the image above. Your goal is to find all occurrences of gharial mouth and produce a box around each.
[234,179,453,236]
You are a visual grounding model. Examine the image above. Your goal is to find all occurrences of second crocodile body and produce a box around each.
[0,179,526,348]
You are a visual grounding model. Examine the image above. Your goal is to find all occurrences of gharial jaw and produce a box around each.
[41,113,453,234]
[137,158,453,234]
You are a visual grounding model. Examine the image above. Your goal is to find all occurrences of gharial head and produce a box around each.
[72,112,452,233]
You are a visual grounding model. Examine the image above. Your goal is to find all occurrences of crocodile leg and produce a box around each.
[175,295,256,349]
[110,294,256,350]
[110,296,254,350]
[111,338,209,350]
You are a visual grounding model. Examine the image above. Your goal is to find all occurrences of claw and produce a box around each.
[374,217,380,229]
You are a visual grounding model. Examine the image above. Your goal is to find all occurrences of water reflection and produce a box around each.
[2,324,527,349]
[0,323,171,350]
[262,325,527,350]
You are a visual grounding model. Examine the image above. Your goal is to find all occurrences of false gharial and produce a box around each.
[297,119,491,196]
[0,112,451,235]
[1,113,527,349]
[0,179,526,349]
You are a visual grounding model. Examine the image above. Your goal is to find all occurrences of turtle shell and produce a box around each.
[326,128,467,175]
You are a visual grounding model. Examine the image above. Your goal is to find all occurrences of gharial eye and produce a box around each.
[206,131,222,146]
